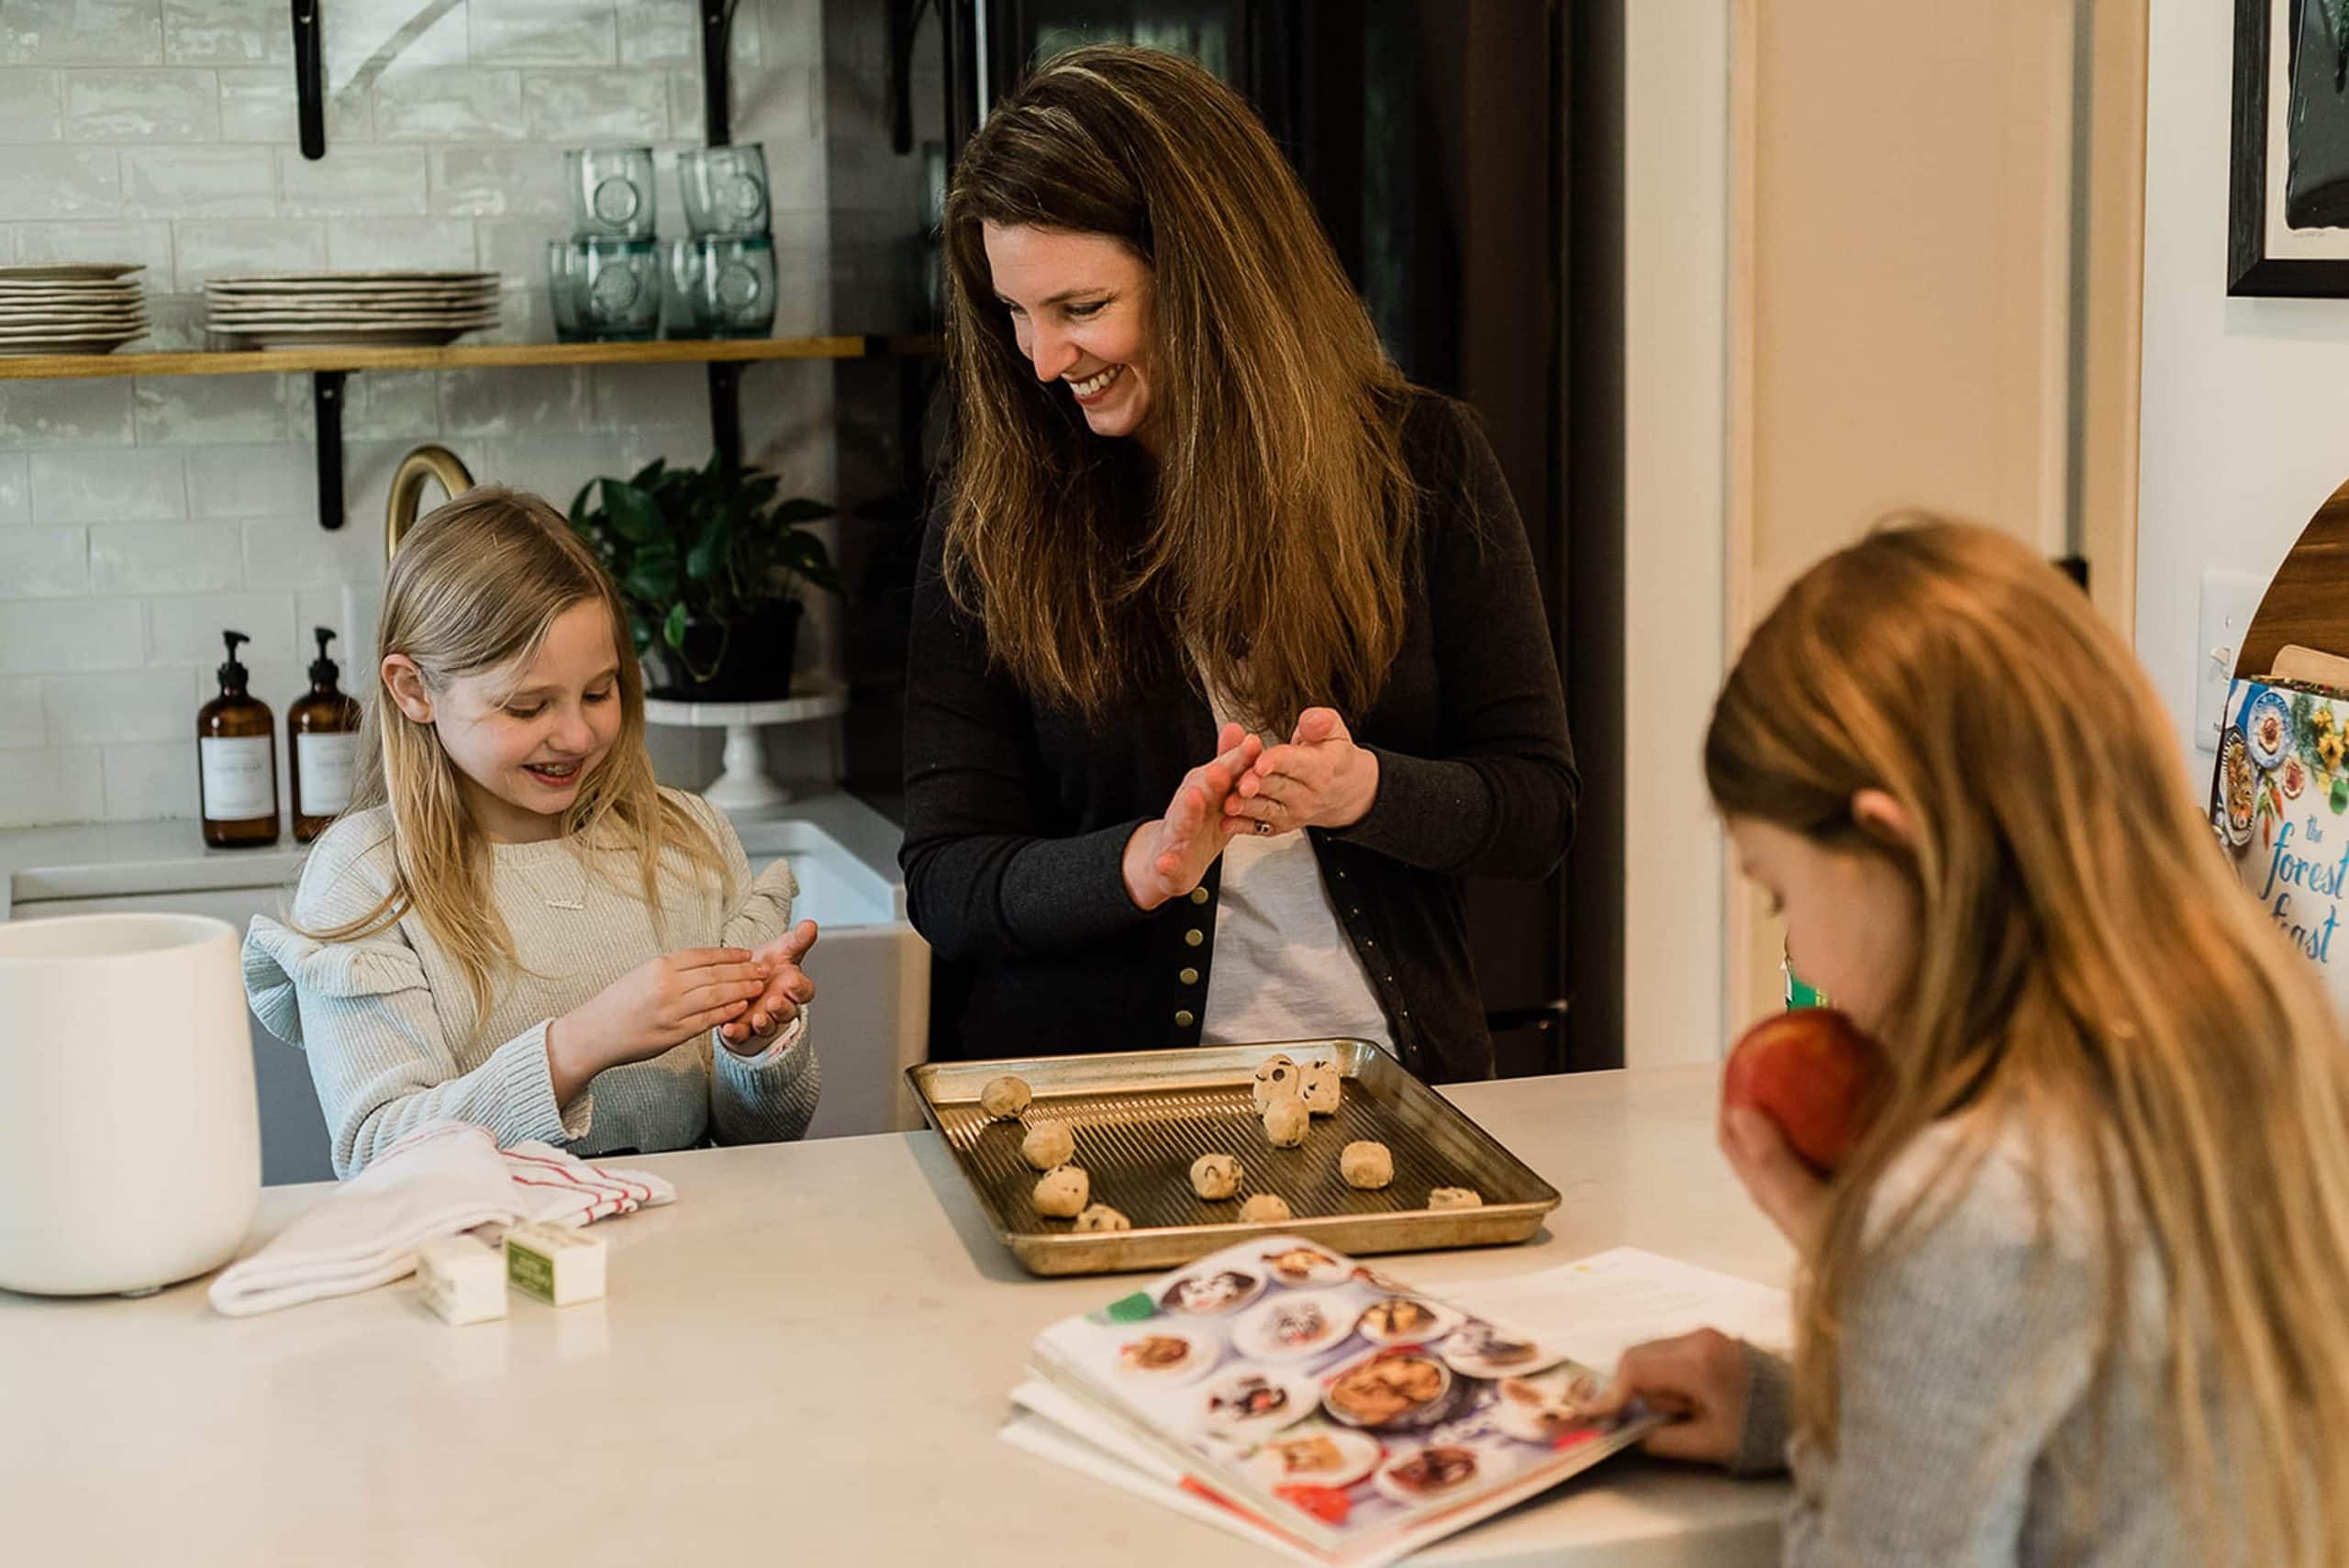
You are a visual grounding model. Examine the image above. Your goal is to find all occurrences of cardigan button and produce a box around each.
[1180,967,1199,985]
[1185,929,1204,947]
[1188,886,1209,905]
[1174,1009,1196,1029]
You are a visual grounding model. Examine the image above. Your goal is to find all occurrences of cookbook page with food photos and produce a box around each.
[1027,1237,1665,1562]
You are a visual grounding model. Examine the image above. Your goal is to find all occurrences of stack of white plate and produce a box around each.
[204,272,501,349]
[0,265,150,357]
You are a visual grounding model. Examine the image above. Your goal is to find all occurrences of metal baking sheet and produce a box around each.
[907,1040,1562,1276]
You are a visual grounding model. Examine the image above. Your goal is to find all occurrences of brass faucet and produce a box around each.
[384,445,475,564]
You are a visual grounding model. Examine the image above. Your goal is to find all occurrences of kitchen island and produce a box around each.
[0,1065,1791,1566]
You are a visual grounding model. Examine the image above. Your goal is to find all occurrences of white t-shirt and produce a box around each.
[1196,681,1393,1053]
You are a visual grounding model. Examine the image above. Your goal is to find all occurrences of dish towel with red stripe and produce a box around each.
[207,1121,675,1318]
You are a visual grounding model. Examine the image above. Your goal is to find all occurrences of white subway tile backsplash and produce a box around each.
[320,217,477,272]
[132,373,296,443]
[429,145,563,216]
[276,145,429,216]
[102,740,199,820]
[137,293,206,350]
[90,522,241,595]
[337,371,441,439]
[15,220,175,279]
[62,68,219,140]
[0,598,144,673]
[470,0,616,66]
[241,512,381,590]
[0,146,122,217]
[171,218,327,289]
[0,676,43,746]
[0,747,104,828]
[0,526,87,596]
[184,441,310,517]
[161,0,289,65]
[472,432,631,508]
[472,216,564,291]
[2,0,164,66]
[42,666,199,744]
[147,590,296,663]
[520,69,664,140]
[28,448,184,523]
[0,68,63,139]
[376,68,524,141]
[217,67,371,142]
[438,364,588,438]
[325,3,469,89]
[0,455,30,524]
[120,145,273,216]
[619,0,759,68]
[0,381,136,448]
[588,362,705,431]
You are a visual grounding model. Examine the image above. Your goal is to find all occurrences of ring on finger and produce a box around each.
[1252,819,1273,837]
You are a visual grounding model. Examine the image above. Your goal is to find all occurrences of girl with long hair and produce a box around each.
[903,45,1576,1077]
[1590,519,2349,1563]
[244,488,820,1176]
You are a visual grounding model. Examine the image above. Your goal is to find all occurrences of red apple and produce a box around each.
[1721,1007,1890,1173]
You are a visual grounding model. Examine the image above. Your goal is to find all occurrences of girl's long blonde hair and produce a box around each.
[1707,517,2349,1562]
[941,44,1419,729]
[306,487,728,1032]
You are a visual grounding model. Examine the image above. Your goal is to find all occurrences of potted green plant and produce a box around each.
[569,454,842,701]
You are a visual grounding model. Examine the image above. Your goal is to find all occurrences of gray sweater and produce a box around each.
[1730,1116,2221,1566]
[244,789,818,1177]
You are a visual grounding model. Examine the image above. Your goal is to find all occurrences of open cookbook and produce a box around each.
[1009,1238,1757,1566]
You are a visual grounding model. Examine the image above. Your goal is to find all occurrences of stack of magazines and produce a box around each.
[1007,1238,1783,1565]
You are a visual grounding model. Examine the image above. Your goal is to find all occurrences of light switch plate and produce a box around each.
[2196,569,2266,752]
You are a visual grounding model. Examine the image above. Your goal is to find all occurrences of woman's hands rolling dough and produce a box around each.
[1224,707,1378,834]
[1121,724,1263,910]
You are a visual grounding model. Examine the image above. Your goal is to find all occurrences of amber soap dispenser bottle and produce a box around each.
[289,627,362,843]
[198,629,279,849]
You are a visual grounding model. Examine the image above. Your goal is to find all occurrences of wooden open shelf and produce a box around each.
[0,334,939,382]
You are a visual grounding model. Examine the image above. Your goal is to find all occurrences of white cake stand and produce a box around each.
[642,679,850,816]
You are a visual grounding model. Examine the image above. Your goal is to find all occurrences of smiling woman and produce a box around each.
[901,47,1577,1081]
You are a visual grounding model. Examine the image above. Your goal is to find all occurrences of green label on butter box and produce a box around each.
[507,1244,555,1303]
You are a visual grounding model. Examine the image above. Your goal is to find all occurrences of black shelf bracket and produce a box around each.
[886,0,937,155]
[708,361,744,475]
[701,0,736,147]
[313,371,346,530]
[291,0,326,160]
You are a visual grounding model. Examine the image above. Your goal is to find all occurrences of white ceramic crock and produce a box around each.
[0,914,261,1296]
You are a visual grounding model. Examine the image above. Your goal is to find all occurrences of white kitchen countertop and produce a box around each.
[0,789,909,921]
[0,1066,1791,1567]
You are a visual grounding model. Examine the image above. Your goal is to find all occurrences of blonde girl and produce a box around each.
[1592,520,2349,1564]
[244,488,820,1176]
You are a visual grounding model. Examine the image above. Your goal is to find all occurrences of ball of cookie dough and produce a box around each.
[1190,1152,1243,1200]
[979,1074,1031,1119]
[1340,1140,1394,1189]
[1074,1203,1130,1232]
[1240,1193,1292,1224]
[1034,1165,1089,1218]
[1298,1060,1343,1116]
[1428,1186,1483,1210]
[1252,1054,1300,1109]
[1262,1096,1309,1149]
[1021,1121,1075,1171]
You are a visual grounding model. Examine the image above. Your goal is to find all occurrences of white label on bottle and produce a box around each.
[199,735,274,821]
[296,731,359,817]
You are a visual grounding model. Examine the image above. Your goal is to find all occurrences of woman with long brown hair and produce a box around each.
[901,44,1576,1077]
[1589,519,2349,1563]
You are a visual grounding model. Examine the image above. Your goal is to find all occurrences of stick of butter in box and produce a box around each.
[417,1235,507,1325]
[503,1221,607,1307]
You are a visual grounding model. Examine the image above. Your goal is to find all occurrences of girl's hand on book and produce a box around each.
[721,920,818,1051]
[552,947,769,1082]
[1720,1104,1831,1254]
[1584,1329,1752,1466]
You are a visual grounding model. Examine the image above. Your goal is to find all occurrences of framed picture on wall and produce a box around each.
[2230,0,2349,295]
